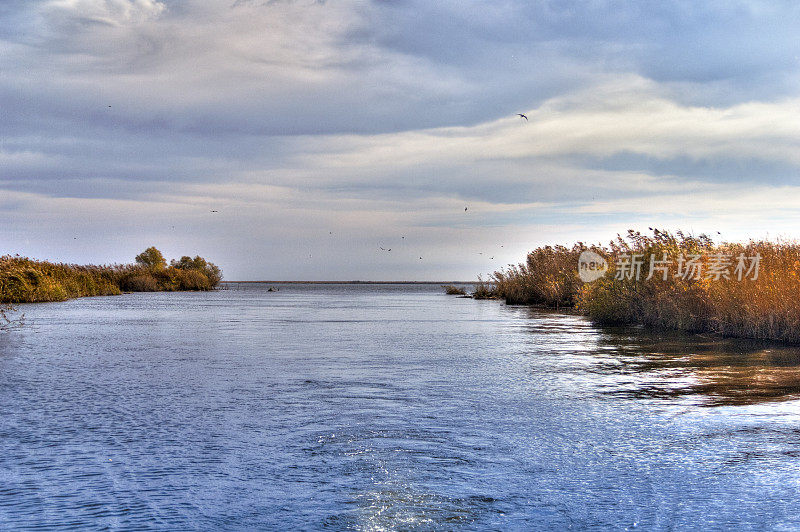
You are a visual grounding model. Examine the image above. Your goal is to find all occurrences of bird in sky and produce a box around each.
[211,210,218,213]
[517,113,528,121]
[464,206,468,212]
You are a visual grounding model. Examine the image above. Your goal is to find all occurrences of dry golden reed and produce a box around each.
[0,247,222,304]
[484,229,800,343]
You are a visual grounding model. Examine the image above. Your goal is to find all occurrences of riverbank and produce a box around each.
[480,230,800,343]
[0,248,221,303]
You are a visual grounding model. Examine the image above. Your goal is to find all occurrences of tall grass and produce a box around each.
[0,248,222,304]
[490,244,588,306]
[484,230,800,343]
[442,284,467,295]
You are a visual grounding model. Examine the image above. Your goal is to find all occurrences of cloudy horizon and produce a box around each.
[3,0,800,280]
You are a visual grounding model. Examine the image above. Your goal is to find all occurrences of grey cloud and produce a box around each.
[2,0,800,278]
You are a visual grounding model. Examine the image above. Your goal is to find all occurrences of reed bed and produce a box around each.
[483,230,800,343]
[442,284,467,295]
[0,247,222,304]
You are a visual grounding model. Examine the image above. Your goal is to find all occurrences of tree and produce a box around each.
[170,254,222,287]
[135,247,167,271]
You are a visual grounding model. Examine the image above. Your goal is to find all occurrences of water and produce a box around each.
[2,283,800,530]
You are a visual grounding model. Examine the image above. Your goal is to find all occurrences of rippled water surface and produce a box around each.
[3,283,800,530]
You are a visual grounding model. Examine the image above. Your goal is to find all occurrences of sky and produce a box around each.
[2,0,800,280]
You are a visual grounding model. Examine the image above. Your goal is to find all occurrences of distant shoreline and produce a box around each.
[1,249,221,304]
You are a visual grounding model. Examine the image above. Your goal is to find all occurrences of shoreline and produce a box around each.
[220,280,481,285]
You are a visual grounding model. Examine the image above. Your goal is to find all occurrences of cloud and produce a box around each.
[43,0,166,27]
[2,1,800,278]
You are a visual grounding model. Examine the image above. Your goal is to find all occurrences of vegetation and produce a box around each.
[442,284,467,295]
[471,277,499,300]
[1,303,22,330]
[490,244,586,307]
[0,248,222,304]
[483,229,800,343]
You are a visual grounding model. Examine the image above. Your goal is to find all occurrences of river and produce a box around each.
[2,283,800,529]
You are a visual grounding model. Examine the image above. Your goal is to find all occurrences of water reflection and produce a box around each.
[515,307,800,407]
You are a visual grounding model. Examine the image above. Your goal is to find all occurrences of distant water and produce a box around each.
[2,283,800,530]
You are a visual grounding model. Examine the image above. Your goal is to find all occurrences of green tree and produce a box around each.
[135,247,166,271]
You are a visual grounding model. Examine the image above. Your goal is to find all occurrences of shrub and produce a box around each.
[123,274,159,292]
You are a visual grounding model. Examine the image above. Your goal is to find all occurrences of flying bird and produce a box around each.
[464,206,468,212]
[211,210,219,213]
[517,113,528,121]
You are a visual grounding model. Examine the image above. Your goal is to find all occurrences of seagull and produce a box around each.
[517,113,528,121]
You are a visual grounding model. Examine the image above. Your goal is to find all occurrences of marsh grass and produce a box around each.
[487,229,800,343]
[442,284,467,295]
[471,278,498,299]
[0,248,222,304]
